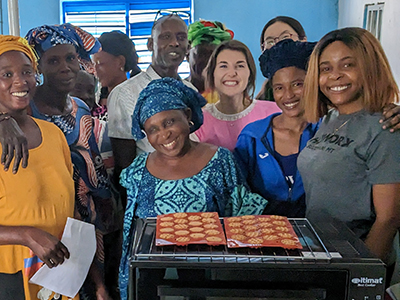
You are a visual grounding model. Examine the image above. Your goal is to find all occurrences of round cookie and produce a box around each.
[204,223,219,229]
[231,234,247,241]
[189,227,204,232]
[175,230,190,236]
[174,224,188,229]
[206,236,223,242]
[248,238,263,244]
[176,236,190,243]
[205,229,220,236]
[189,221,203,226]
[174,218,188,224]
[275,226,289,232]
[246,231,260,237]
[190,233,206,239]
[263,235,278,241]
[159,233,174,239]
[160,222,174,227]
[174,212,188,218]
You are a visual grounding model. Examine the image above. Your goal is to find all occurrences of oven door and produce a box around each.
[132,267,347,300]
[158,285,327,300]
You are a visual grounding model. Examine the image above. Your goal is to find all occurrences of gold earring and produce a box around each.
[120,67,124,72]
[189,121,194,126]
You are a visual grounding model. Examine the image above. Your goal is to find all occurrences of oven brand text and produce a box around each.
[351,277,384,287]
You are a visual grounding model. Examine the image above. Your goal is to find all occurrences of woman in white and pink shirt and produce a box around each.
[194,40,280,151]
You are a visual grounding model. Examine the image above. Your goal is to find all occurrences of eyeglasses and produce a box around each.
[262,32,299,50]
[154,9,191,23]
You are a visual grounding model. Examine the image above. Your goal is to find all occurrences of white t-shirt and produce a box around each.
[107,65,196,155]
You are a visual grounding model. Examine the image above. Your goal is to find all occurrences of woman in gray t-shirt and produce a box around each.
[298,27,400,269]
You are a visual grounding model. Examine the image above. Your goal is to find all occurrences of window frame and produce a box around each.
[62,0,192,77]
[363,2,384,41]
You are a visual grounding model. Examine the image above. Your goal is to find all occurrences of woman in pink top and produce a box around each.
[194,40,280,151]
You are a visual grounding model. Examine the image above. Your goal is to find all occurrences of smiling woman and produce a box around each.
[24,23,120,300]
[119,77,268,300]
[256,16,307,101]
[193,39,281,151]
[0,35,75,300]
[0,52,35,112]
[298,28,400,281]
[234,39,317,218]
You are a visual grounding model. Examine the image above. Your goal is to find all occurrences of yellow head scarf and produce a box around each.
[0,35,38,70]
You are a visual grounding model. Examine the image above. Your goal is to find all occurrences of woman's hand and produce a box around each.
[96,285,113,300]
[365,183,400,264]
[380,103,400,132]
[24,227,70,268]
[0,117,29,173]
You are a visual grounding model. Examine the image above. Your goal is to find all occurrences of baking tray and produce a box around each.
[130,218,342,264]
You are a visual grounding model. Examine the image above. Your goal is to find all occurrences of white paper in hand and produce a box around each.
[29,218,96,298]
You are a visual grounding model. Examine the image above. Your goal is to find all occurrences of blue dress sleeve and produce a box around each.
[218,148,268,216]
[234,131,255,181]
[119,154,146,300]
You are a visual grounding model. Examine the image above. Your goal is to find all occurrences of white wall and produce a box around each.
[194,0,338,94]
[1,0,338,95]
[338,0,400,86]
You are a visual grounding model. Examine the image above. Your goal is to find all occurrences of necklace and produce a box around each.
[332,119,350,134]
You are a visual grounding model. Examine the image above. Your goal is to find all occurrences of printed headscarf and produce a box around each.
[259,39,316,80]
[25,23,100,74]
[0,35,38,70]
[131,77,207,140]
[188,20,234,48]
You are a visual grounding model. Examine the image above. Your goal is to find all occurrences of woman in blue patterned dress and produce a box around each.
[119,77,268,300]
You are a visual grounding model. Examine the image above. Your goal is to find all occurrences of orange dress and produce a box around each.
[0,118,76,300]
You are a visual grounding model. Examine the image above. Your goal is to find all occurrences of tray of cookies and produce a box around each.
[156,212,227,246]
[224,215,302,249]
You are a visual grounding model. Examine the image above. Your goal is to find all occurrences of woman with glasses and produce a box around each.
[255,16,400,130]
[256,16,307,100]
[260,16,307,52]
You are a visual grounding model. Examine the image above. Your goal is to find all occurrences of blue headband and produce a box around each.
[131,77,207,140]
[259,39,316,80]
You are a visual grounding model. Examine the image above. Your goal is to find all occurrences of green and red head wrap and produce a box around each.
[188,20,234,48]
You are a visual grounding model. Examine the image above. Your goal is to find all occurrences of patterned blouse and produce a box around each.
[118,147,268,300]
[30,97,118,234]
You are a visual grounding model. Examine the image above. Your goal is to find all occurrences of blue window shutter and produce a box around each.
[62,0,191,77]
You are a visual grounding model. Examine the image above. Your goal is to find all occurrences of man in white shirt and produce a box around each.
[107,14,196,201]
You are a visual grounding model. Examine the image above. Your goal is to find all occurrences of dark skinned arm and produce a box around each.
[381,103,400,132]
[0,115,28,174]
[110,137,137,209]
[0,225,69,268]
[364,183,400,264]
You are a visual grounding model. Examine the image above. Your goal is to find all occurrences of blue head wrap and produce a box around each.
[132,77,207,140]
[259,39,317,80]
[25,23,101,74]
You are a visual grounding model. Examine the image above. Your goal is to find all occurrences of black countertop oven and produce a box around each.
[129,217,386,300]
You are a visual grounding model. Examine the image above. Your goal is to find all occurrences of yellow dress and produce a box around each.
[0,118,76,300]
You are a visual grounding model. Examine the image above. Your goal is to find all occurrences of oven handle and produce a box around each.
[157,286,327,299]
